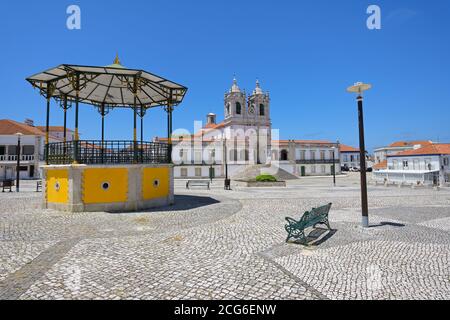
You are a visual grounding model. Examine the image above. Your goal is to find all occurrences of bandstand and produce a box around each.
[26,56,187,212]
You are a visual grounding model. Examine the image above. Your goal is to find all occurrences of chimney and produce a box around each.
[24,119,34,126]
[207,113,216,125]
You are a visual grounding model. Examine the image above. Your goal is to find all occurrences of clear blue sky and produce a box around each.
[1,0,449,151]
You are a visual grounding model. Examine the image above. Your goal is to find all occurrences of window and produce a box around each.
[8,146,17,155]
[320,151,325,160]
[444,157,449,166]
[350,155,355,162]
[229,149,237,162]
[311,165,316,173]
[321,165,326,173]
[413,159,419,170]
[180,168,188,177]
[311,151,316,160]
[236,102,242,115]
[195,168,202,177]
[343,155,348,162]
[403,160,409,169]
[300,150,306,160]
[329,151,334,159]
[226,103,230,116]
[259,104,265,116]
[194,151,202,163]
[280,149,289,161]
[22,146,34,155]
[393,160,398,169]
[0,146,5,155]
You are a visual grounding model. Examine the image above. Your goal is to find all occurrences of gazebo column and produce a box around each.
[133,76,138,163]
[167,90,173,163]
[73,74,80,164]
[133,99,138,163]
[101,103,105,163]
[140,105,144,162]
[45,87,52,165]
[63,95,68,143]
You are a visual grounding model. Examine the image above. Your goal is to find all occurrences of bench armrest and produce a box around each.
[285,217,299,226]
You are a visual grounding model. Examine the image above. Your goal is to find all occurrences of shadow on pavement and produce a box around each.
[144,195,221,212]
[369,221,406,228]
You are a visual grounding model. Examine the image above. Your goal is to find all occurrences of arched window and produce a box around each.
[259,104,265,116]
[229,149,237,161]
[280,149,289,161]
[239,150,249,162]
[236,102,242,115]
[226,103,230,116]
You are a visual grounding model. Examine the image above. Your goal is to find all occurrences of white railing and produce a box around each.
[0,155,35,162]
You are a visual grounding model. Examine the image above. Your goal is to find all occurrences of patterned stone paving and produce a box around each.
[0,176,449,300]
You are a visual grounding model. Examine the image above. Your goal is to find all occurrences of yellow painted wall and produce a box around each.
[142,167,170,200]
[46,169,69,204]
[83,168,128,204]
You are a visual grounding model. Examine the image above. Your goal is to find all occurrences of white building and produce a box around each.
[339,144,360,170]
[155,78,341,179]
[373,143,450,186]
[0,119,64,180]
[373,140,433,164]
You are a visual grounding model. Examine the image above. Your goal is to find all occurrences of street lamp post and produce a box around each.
[347,82,372,228]
[15,133,23,192]
[331,146,336,187]
[223,137,231,190]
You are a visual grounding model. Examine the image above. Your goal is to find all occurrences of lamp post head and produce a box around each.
[15,132,23,139]
[347,82,372,96]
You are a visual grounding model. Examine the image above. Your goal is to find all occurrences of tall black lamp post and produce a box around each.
[347,82,372,228]
[331,146,337,187]
[223,137,231,190]
[15,132,23,192]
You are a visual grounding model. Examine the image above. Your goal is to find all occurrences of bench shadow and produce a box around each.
[369,221,406,228]
[290,227,337,246]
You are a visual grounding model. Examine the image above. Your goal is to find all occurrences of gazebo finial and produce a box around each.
[114,53,121,65]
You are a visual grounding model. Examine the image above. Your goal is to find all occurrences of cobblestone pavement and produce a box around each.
[0,175,449,300]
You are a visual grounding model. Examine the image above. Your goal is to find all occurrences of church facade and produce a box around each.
[154,78,341,179]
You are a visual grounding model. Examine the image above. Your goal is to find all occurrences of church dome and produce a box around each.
[230,77,241,93]
[253,79,263,95]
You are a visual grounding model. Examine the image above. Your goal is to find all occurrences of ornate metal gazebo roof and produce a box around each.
[26,56,187,165]
[26,56,188,108]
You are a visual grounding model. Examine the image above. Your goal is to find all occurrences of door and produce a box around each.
[30,165,35,178]
[301,166,306,177]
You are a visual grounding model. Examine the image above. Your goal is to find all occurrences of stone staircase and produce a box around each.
[232,164,299,181]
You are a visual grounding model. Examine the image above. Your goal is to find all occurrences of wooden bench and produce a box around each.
[36,180,42,192]
[1,179,14,193]
[186,180,210,190]
[285,203,332,244]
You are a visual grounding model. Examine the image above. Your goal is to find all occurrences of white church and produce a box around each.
[154,78,341,179]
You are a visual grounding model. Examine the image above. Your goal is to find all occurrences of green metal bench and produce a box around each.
[285,203,332,244]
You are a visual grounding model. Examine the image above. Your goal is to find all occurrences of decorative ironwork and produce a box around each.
[136,105,147,118]
[46,140,170,165]
[96,104,114,116]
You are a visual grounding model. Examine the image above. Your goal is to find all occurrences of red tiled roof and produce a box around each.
[339,144,359,152]
[273,140,332,145]
[390,144,450,157]
[0,119,45,136]
[373,160,387,170]
[389,140,433,148]
[36,126,74,132]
